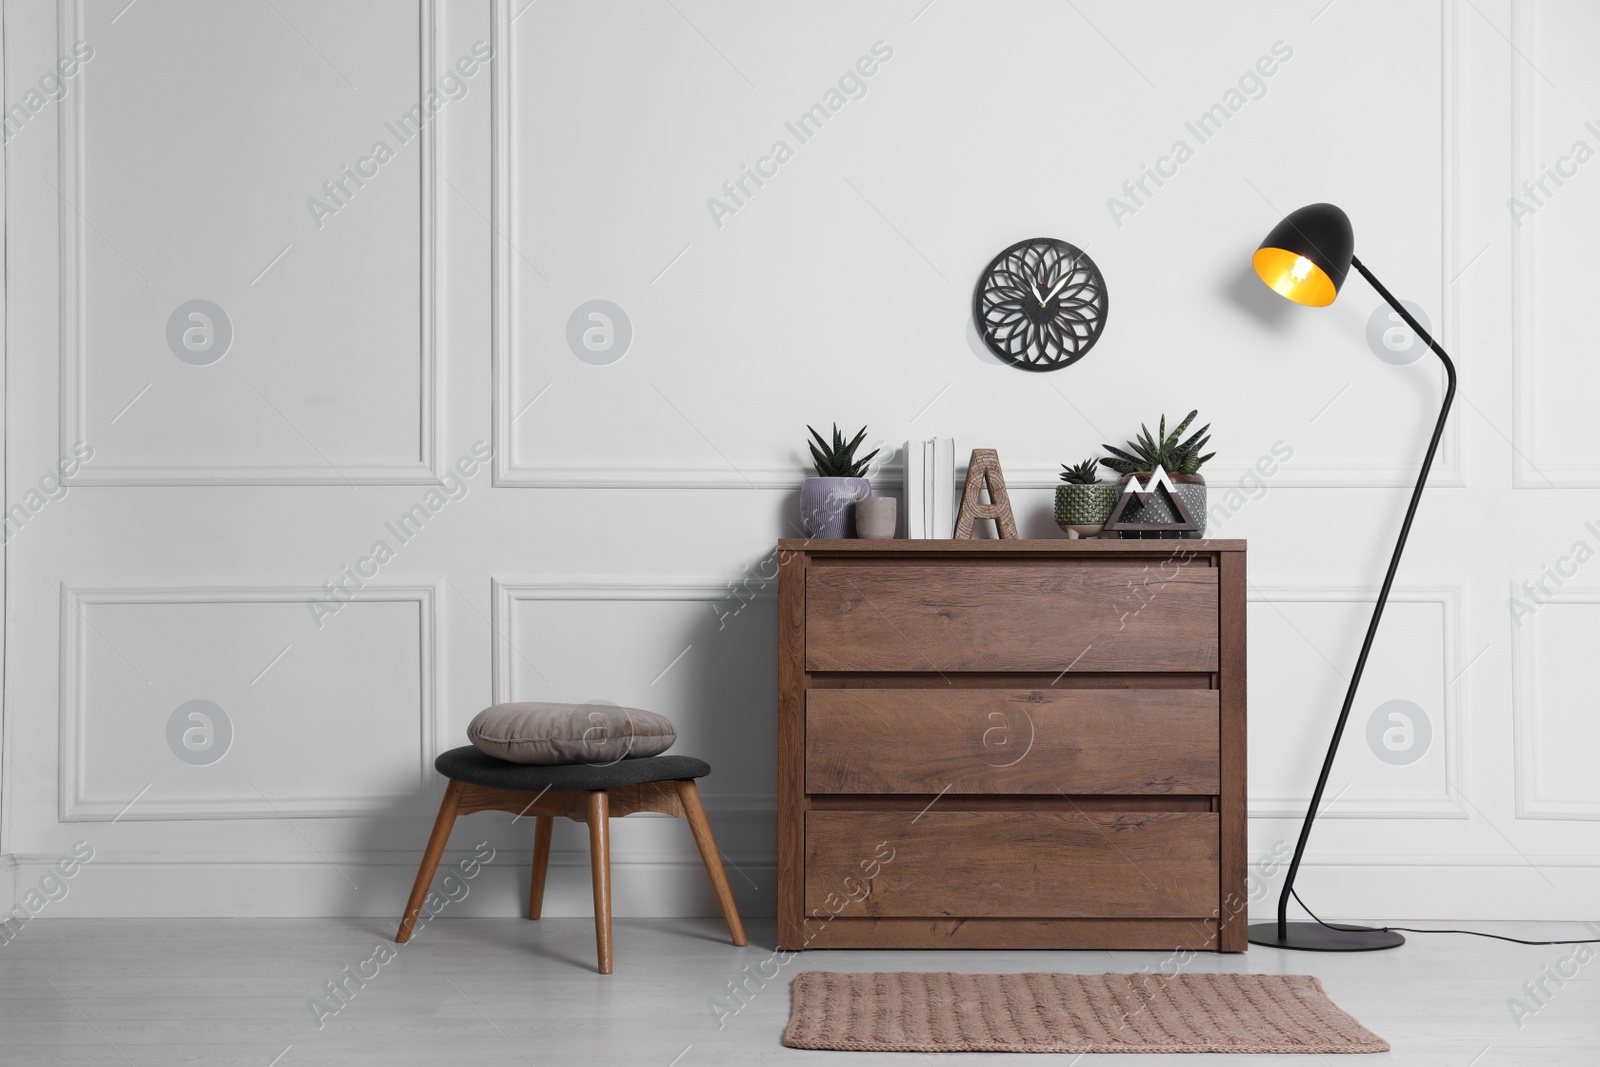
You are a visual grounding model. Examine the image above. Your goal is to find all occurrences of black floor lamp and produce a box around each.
[1246,203,1458,952]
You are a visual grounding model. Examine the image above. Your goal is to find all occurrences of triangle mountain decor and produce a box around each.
[1101,466,1199,536]
[952,449,1019,539]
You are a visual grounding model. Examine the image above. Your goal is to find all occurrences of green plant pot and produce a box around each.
[1054,483,1118,538]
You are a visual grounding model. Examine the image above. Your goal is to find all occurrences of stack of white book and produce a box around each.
[904,438,956,539]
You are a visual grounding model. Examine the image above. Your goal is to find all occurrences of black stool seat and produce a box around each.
[434,745,710,793]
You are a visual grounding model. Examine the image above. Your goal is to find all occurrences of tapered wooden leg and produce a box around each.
[396,779,464,943]
[675,779,747,947]
[527,815,553,920]
[586,791,612,974]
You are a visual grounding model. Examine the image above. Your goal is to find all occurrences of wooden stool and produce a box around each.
[396,747,747,974]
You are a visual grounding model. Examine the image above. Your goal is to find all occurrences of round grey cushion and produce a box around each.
[435,746,709,791]
[467,701,676,765]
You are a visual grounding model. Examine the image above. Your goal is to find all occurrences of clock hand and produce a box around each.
[1042,270,1075,305]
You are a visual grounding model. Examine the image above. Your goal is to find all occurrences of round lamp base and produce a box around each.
[1247,921,1406,952]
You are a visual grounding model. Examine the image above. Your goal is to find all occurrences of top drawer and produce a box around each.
[805,562,1217,672]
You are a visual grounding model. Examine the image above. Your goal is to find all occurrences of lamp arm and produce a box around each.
[1274,254,1458,938]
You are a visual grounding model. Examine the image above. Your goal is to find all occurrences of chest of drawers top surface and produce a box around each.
[777,538,1246,554]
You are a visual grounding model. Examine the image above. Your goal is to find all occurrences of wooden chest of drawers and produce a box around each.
[776,538,1247,952]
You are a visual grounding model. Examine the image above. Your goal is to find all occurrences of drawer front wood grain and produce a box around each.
[806,689,1219,795]
[805,811,1218,919]
[804,563,1218,672]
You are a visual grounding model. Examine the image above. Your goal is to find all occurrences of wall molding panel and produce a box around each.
[59,584,438,821]
[57,0,441,486]
[1246,585,1467,820]
[1511,583,1600,820]
[1510,0,1555,487]
[488,0,1463,491]
[1509,0,1599,488]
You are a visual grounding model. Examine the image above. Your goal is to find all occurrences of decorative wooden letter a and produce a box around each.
[953,448,1019,539]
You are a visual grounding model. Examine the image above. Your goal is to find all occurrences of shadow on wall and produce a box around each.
[623,585,780,919]
[1221,249,1297,330]
[679,589,780,806]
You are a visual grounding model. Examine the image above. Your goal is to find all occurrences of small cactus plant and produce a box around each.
[806,424,878,478]
[1099,410,1214,539]
[801,423,877,537]
[1058,457,1102,484]
[1100,410,1214,477]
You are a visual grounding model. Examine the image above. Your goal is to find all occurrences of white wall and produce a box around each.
[3,0,1597,923]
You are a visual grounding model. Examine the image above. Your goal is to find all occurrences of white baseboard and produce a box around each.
[9,848,1600,923]
[6,849,775,920]
[0,854,16,915]
[1247,858,1600,925]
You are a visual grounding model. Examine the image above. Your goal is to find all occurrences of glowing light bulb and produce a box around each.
[1290,256,1314,282]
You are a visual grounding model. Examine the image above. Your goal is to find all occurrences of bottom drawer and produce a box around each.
[805,811,1218,919]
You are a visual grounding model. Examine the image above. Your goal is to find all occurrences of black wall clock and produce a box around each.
[973,238,1108,371]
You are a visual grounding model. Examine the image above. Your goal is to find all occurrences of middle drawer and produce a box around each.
[806,689,1219,795]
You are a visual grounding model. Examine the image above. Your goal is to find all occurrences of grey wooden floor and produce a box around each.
[0,917,1596,1064]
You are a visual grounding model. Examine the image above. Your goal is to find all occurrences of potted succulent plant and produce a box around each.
[801,423,878,538]
[1055,458,1118,539]
[1101,410,1214,539]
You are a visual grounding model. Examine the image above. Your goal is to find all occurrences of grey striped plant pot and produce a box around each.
[1111,473,1208,540]
[800,477,871,538]
[1054,483,1118,538]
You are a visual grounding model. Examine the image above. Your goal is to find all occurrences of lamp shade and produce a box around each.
[1252,203,1354,307]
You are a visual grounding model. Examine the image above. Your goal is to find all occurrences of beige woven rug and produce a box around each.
[783,971,1389,1054]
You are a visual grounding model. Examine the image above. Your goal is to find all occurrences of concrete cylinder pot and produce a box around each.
[854,495,898,539]
[1054,482,1118,539]
[800,477,871,538]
